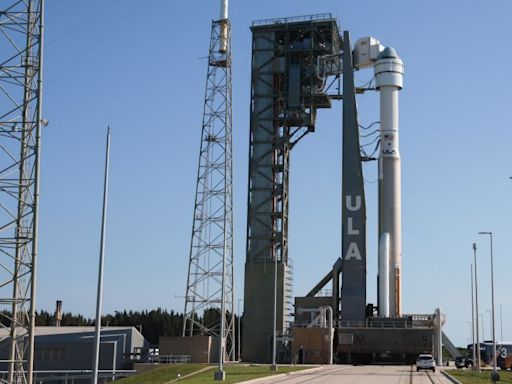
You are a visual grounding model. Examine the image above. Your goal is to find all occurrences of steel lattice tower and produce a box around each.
[182,16,235,362]
[0,1,44,383]
[243,14,340,363]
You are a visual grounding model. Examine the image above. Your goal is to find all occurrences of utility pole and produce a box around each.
[471,264,476,368]
[238,299,242,362]
[473,243,481,373]
[92,128,111,384]
[478,231,499,381]
[500,304,503,344]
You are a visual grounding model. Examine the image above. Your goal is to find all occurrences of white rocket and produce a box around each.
[354,39,404,318]
[375,47,404,317]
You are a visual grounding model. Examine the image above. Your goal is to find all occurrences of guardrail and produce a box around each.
[252,13,333,27]
[0,369,136,383]
[293,317,435,329]
[149,354,192,364]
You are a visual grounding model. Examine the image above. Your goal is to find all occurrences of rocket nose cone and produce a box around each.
[378,47,399,60]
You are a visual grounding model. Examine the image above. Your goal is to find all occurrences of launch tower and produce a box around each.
[0,1,44,383]
[182,1,235,362]
[243,14,341,363]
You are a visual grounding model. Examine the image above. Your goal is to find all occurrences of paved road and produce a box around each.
[245,365,453,384]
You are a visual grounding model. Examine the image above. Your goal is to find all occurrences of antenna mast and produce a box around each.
[182,0,235,363]
[0,1,45,383]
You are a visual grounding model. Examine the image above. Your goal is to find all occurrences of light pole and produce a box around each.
[479,314,485,342]
[478,231,497,378]
[500,304,503,344]
[473,243,481,372]
[470,264,476,368]
[271,253,278,371]
[92,128,111,384]
[238,299,242,362]
[486,309,492,340]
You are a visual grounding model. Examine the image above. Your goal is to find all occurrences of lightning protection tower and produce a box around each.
[182,1,235,362]
[0,1,45,383]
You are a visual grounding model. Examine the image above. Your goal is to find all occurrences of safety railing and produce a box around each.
[149,354,192,364]
[252,13,333,27]
[0,369,136,383]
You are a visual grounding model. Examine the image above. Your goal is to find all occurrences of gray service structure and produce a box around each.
[243,14,341,363]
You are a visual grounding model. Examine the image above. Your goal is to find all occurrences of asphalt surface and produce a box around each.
[244,365,454,384]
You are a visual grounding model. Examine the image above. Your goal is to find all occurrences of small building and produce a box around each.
[159,335,219,363]
[0,326,149,382]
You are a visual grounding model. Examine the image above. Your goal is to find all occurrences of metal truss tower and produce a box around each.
[243,14,341,363]
[0,1,44,383]
[182,15,235,362]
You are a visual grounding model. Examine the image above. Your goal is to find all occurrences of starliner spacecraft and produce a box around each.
[338,36,405,324]
[354,39,405,319]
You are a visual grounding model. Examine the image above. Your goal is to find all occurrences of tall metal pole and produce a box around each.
[473,243,481,373]
[480,314,485,342]
[500,304,503,344]
[272,253,277,371]
[27,2,44,382]
[92,128,111,384]
[490,234,497,374]
[471,263,476,367]
[478,231,497,376]
[238,299,241,362]
[487,309,492,339]
[215,227,227,380]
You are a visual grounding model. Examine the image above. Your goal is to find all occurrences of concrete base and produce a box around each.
[270,364,278,372]
[243,262,287,363]
[159,335,216,363]
[292,327,333,364]
[214,370,225,381]
[337,326,435,364]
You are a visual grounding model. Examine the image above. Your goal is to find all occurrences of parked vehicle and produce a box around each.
[455,356,466,369]
[455,356,473,369]
[416,354,436,372]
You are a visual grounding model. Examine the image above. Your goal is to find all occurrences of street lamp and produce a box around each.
[470,264,476,368]
[238,299,242,362]
[272,253,278,371]
[500,304,503,344]
[478,231,498,381]
[479,314,485,342]
[473,243,481,373]
[486,309,492,339]
[466,321,473,349]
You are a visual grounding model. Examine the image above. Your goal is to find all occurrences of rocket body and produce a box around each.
[375,47,404,317]
[378,232,390,317]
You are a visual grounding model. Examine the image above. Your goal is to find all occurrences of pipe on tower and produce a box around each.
[375,47,404,317]
[219,0,229,53]
[220,0,228,20]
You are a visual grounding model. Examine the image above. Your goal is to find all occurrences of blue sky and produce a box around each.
[37,0,512,348]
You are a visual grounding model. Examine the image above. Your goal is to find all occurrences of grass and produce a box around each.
[448,369,512,384]
[116,364,313,384]
[116,364,207,384]
[179,365,310,384]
